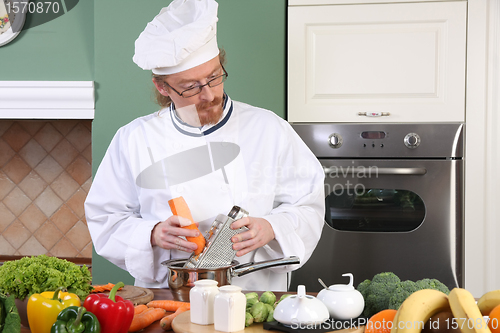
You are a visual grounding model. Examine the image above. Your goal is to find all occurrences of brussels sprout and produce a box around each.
[245,292,259,299]
[264,303,274,322]
[277,293,292,304]
[245,312,254,327]
[250,301,269,323]
[259,291,276,306]
[246,297,259,311]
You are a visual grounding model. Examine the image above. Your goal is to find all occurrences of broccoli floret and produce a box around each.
[362,273,401,318]
[357,279,371,300]
[365,282,397,317]
[415,278,431,289]
[357,279,372,318]
[388,278,450,311]
[416,278,450,295]
[388,280,420,310]
[363,298,378,318]
[357,273,449,318]
[372,272,401,285]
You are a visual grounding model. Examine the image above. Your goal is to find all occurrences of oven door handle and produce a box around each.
[323,166,427,175]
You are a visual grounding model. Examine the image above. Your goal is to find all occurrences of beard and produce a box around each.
[196,96,224,126]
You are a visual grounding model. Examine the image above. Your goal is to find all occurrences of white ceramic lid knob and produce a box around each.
[297,285,306,297]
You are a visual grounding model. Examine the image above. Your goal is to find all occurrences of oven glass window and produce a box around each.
[325,188,425,232]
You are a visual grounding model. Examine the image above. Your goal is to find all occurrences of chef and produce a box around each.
[85,0,325,291]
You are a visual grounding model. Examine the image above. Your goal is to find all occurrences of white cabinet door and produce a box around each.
[288,1,467,123]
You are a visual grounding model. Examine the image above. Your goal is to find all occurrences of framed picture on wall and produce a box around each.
[0,0,27,47]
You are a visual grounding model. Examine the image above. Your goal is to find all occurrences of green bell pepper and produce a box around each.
[51,306,100,333]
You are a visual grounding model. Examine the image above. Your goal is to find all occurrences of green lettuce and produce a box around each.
[0,293,20,333]
[0,255,93,301]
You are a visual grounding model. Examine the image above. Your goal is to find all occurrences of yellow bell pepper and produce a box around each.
[27,287,81,333]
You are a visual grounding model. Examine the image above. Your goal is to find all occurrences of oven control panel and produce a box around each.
[327,131,423,150]
[292,123,464,158]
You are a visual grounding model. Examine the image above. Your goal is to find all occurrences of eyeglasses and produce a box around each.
[164,65,228,98]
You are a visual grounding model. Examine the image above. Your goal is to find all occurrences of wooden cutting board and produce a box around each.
[99,285,154,305]
[172,311,365,333]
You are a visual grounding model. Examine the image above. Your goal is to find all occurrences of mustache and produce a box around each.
[196,96,223,111]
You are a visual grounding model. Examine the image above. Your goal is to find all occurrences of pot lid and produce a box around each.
[273,285,329,326]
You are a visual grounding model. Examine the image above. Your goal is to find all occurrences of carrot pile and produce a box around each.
[160,304,190,331]
[128,300,190,332]
[91,283,123,293]
[146,300,191,312]
[134,304,148,315]
[168,196,206,255]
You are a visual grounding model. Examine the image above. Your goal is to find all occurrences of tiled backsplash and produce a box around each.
[0,120,92,258]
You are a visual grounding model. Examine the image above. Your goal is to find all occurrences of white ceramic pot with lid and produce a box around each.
[213,285,246,332]
[317,273,365,320]
[274,285,329,327]
[189,279,219,325]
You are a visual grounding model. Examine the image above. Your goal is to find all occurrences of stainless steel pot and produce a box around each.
[161,256,300,301]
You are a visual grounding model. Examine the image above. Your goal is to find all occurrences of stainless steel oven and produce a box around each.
[289,123,464,291]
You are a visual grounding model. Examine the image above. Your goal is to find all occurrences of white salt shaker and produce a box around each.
[190,279,219,325]
[214,285,246,332]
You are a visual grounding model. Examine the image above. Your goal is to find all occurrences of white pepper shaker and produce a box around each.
[190,279,219,325]
[214,285,246,332]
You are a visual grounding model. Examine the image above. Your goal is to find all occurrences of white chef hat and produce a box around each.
[133,0,219,75]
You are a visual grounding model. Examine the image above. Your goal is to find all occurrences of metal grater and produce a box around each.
[183,206,249,269]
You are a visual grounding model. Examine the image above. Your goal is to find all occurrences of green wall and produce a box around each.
[92,0,286,284]
[0,0,286,284]
[0,0,94,79]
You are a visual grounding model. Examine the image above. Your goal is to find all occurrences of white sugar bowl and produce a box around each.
[317,273,364,320]
[274,285,329,327]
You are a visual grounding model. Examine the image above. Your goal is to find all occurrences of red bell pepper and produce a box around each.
[83,282,134,333]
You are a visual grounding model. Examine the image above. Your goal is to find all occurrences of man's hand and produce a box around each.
[151,215,199,253]
[230,216,275,257]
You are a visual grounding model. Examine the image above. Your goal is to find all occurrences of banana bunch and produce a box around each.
[390,289,450,333]
[449,288,491,333]
[389,288,495,333]
[478,289,500,316]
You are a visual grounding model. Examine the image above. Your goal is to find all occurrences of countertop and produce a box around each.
[20,289,364,333]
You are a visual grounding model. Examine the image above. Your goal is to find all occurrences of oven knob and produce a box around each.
[328,133,343,148]
[404,133,421,149]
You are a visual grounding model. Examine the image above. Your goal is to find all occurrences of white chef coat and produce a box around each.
[85,94,325,291]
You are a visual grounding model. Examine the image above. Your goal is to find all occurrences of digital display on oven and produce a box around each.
[361,131,386,139]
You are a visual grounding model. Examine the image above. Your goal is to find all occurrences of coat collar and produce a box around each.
[169,93,233,137]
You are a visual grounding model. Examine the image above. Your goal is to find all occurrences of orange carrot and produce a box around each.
[134,304,148,315]
[160,304,189,331]
[146,300,190,312]
[91,282,123,293]
[168,196,206,255]
[129,307,166,332]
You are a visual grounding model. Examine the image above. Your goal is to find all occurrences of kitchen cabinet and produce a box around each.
[288,1,467,123]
